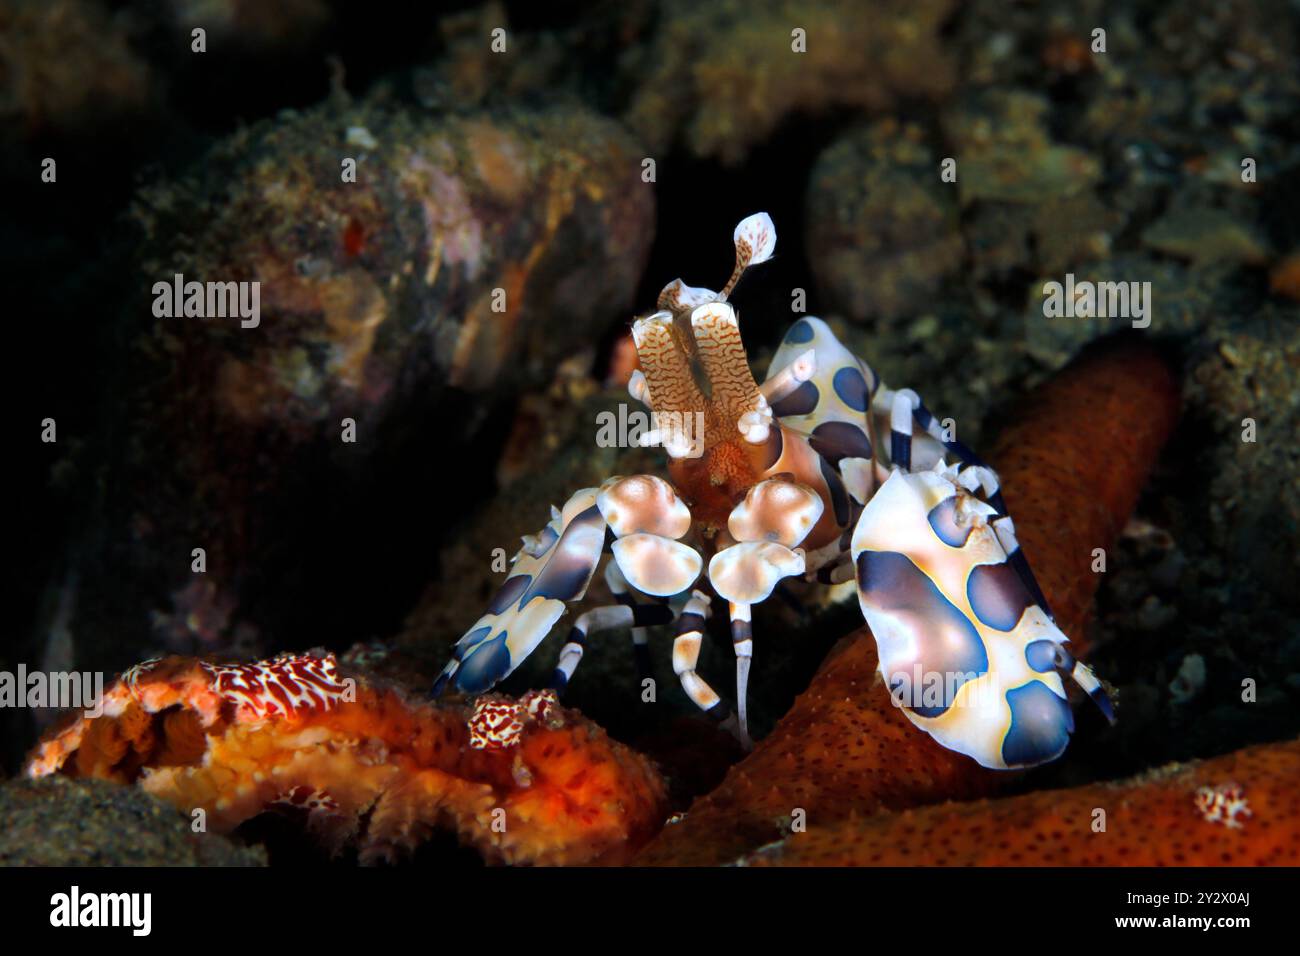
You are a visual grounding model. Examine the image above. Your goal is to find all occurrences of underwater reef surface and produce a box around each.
[806,120,966,324]
[0,775,267,866]
[620,0,958,164]
[12,0,1300,864]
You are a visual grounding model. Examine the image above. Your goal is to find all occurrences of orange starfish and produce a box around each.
[742,738,1300,866]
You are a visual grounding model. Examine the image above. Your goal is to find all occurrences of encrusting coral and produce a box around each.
[25,653,667,866]
[636,336,1181,865]
[742,738,1300,865]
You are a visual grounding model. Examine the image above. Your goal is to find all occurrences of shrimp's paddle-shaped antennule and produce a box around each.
[630,310,709,460]
[631,214,783,533]
[691,302,772,445]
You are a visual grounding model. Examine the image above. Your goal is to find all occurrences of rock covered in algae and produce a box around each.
[66,97,652,667]
[0,775,267,866]
[0,0,155,139]
[1088,314,1300,769]
[941,89,1102,208]
[1141,205,1272,268]
[805,119,964,325]
[621,0,957,165]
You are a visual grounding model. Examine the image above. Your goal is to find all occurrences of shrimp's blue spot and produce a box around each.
[1024,640,1059,673]
[926,496,971,548]
[771,381,819,418]
[784,319,815,344]
[487,574,532,614]
[855,550,988,718]
[452,625,491,661]
[833,366,869,412]
[455,630,511,692]
[968,561,1033,632]
[1002,681,1073,767]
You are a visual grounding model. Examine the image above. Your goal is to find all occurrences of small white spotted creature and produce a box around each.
[1195,783,1252,829]
[433,213,1115,767]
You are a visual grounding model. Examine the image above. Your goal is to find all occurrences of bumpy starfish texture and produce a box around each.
[741,739,1300,866]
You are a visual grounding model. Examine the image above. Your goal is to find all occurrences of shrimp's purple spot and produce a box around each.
[855,550,988,717]
[820,456,850,526]
[926,496,971,548]
[968,561,1034,632]
[833,366,869,412]
[810,421,872,465]
[771,381,819,418]
[519,506,605,604]
[1002,681,1073,767]
[784,319,815,345]
[487,574,532,614]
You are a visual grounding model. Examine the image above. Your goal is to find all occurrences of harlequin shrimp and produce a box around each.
[433,213,1115,769]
